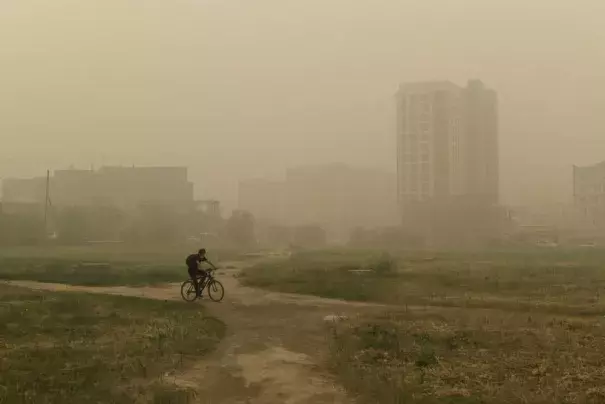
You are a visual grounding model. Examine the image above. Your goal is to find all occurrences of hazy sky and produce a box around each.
[1,0,604,210]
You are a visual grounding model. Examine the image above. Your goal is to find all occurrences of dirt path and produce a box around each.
[6,264,387,403]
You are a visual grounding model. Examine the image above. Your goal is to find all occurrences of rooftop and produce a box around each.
[574,161,605,172]
[398,80,460,94]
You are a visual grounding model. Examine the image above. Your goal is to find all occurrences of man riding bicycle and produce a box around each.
[186,248,217,297]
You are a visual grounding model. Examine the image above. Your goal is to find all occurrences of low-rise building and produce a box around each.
[574,161,605,229]
[2,166,194,211]
[238,164,398,242]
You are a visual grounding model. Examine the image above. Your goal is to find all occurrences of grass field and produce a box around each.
[244,248,605,403]
[0,245,240,263]
[329,309,605,404]
[0,283,225,403]
[0,246,243,286]
[243,249,605,315]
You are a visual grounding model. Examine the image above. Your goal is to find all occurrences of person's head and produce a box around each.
[198,248,207,258]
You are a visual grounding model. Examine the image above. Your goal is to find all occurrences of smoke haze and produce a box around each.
[1,0,604,210]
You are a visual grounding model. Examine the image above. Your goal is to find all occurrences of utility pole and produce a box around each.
[44,170,50,237]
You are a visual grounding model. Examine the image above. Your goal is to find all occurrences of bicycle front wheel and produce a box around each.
[207,280,225,302]
[180,280,197,302]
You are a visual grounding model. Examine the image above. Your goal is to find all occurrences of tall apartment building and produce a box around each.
[396,80,498,205]
[396,80,500,244]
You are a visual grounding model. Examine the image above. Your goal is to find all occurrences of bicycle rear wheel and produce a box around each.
[207,280,225,302]
[180,280,197,302]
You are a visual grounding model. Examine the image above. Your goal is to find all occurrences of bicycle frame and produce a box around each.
[196,269,215,289]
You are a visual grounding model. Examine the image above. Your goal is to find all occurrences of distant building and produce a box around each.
[395,80,500,246]
[396,80,498,205]
[195,200,221,217]
[284,164,397,236]
[238,164,398,242]
[1,177,47,204]
[2,166,194,211]
[574,161,605,229]
[238,179,286,224]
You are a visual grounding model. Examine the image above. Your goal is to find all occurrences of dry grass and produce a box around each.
[0,284,225,403]
[246,249,605,403]
[330,309,605,404]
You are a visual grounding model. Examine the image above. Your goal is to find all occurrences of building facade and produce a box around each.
[238,164,398,242]
[574,161,605,229]
[395,80,500,245]
[238,179,286,224]
[1,177,47,204]
[396,81,462,204]
[2,166,194,211]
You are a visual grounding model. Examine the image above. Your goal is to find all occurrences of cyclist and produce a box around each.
[185,248,216,297]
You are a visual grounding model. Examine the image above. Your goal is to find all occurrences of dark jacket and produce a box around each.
[186,254,207,270]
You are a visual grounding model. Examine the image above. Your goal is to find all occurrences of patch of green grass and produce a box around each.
[243,249,605,316]
[0,284,225,403]
[330,310,605,403]
[0,245,252,286]
[0,245,246,264]
[242,249,399,299]
[0,257,184,286]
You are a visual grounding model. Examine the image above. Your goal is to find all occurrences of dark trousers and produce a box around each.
[188,267,206,295]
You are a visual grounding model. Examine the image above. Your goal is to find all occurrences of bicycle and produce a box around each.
[180,268,225,302]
